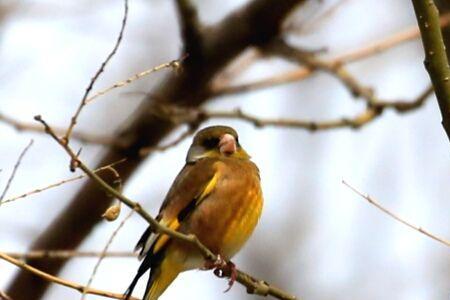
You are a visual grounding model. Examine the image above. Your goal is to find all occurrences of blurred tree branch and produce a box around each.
[6,1,306,299]
[411,0,450,141]
[210,13,450,97]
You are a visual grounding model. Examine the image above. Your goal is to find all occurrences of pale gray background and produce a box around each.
[1,0,449,299]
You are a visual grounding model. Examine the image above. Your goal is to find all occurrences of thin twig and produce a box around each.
[0,251,138,300]
[64,0,129,143]
[85,58,185,105]
[5,251,136,259]
[35,115,297,300]
[0,139,34,203]
[81,210,134,300]
[1,159,126,205]
[342,180,450,248]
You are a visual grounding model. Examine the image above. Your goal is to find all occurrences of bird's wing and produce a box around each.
[135,158,219,259]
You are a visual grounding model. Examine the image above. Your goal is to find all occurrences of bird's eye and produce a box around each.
[203,137,219,148]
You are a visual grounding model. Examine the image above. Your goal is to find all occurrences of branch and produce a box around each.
[411,0,450,141]
[34,115,297,300]
[343,180,450,248]
[157,86,433,131]
[211,12,450,97]
[0,139,33,203]
[63,0,129,143]
[85,58,185,105]
[0,251,138,300]
[1,159,126,206]
[265,39,375,103]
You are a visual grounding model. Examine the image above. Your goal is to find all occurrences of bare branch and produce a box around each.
[156,86,432,131]
[64,0,129,143]
[0,251,138,300]
[0,139,33,204]
[411,0,450,141]
[34,115,297,300]
[211,13,450,97]
[343,180,450,248]
[1,159,126,206]
[266,39,375,103]
[201,107,380,130]
[85,58,186,105]
[81,210,134,300]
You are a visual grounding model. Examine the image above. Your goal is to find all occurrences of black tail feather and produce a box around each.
[124,244,166,299]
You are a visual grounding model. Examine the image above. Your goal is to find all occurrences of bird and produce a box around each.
[124,125,263,300]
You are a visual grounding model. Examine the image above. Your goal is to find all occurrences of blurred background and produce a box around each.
[1,0,450,299]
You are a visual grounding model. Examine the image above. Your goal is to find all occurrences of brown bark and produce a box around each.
[6,0,305,299]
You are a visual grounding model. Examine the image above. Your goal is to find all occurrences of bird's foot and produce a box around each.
[222,261,237,293]
[203,255,237,293]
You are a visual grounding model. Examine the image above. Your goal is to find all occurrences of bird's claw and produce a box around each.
[203,255,237,293]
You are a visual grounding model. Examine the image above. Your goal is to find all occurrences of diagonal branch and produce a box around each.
[0,251,138,300]
[343,180,450,248]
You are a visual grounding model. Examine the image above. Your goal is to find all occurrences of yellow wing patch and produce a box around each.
[153,218,180,254]
[152,170,220,254]
[196,171,219,204]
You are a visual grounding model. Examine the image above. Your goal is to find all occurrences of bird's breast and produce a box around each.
[187,159,263,259]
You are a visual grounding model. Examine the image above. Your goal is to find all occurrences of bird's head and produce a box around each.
[186,125,250,163]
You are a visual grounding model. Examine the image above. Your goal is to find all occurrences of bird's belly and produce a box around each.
[220,193,263,258]
[188,184,263,260]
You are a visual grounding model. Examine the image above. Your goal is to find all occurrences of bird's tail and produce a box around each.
[144,250,183,300]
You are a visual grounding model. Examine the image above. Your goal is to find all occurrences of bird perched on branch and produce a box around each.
[125,125,263,300]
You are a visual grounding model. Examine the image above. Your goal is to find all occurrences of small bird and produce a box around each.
[125,125,263,300]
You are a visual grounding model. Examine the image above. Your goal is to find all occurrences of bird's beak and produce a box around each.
[219,133,237,155]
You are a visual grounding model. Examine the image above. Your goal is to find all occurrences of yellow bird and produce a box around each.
[125,125,263,300]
